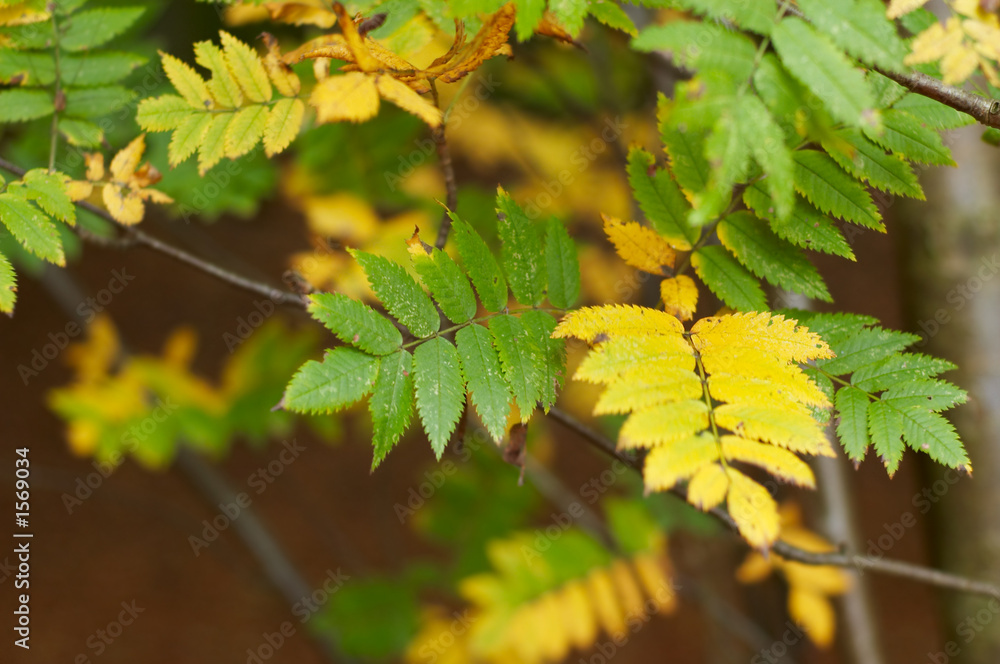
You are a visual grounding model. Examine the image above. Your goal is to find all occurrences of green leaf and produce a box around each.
[63,85,134,118]
[409,240,477,324]
[283,348,380,414]
[490,315,544,417]
[868,399,904,475]
[739,94,794,220]
[455,324,512,442]
[450,213,508,312]
[669,0,776,34]
[588,1,637,36]
[819,328,919,376]
[23,169,75,224]
[60,52,147,87]
[0,89,53,122]
[514,0,545,39]
[59,118,103,147]
[793,150,883,231]
[496,188,545,305]
[0,50,55,86]
[795,0,908,71]
[627,145,696,248]
[307,293,402,356]
[897,407,969,469]
[691,245,768,312]
[863,109,954,166]
[0,250,15,313]
[413,337,466,459]
[370,350,415,469]
[822,128,924,199]
[633,20,757,81]
[137,95,194,132]
[521,310,564,412]
[836,386,871,462]
[772,17,875,127]
[754,54,810,124]
[0,193,64,265]
[883,379,967,412]
[892,94,974,130]
[851,353,956,392]
[659,120,711,201]
[717,212,831,301]
[544,218,579,310]
[869,71,908,108]
[794,311,878,346]
[549,0,588,35]
[61,7,145,51]
[351,250,440,338]
[743,184,855,260]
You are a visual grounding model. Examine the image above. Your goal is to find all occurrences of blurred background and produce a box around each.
[3,1,999,663]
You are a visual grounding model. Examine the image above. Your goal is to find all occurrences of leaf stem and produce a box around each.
[48,5,63,172]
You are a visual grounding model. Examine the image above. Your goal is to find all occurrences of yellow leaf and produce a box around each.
[557,580,598,650]
[631,553,676,613]
[263,1,337,27]
[726,469,780,549]
[941,42,980,85]
[64,315,120,384]
[220,30,273,103]
[84,152,104,181]
[686,463,729,510]
[735,552,772,583]
[159,51,213,108]
[702,348,831,409]
[0,2,48,27]
[720,435,816,487]
[660,274,698,321]
[593,369,703,414]
[642,432,719,490]
[310,72,380,124]
[194,40,243,108]
[375,74,442,128]
[198,113,233,174]
[425,2,515,84]
[102,183,144,225]
[690,312,834,363]
[788,588,836,647]
[904,19,963,65]
[602,214,676,273]
[886,0,931,19]
[332,1,381,72]
[586,568,627,639]
[224,104,268,158]
[261,33,301,97]
[714,403,835,456]
[137,188,173,205]
[574,335,696,383]
[109,135,146,183]
[65,180,93,202]
[609,559,646,618]
[619,400,709,448]
[264,98,305,157]
[553,304,684,342]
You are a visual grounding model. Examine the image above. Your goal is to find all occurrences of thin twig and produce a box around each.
[0,157,309,308]
[433,125,458,249]
[545,406,1000,600]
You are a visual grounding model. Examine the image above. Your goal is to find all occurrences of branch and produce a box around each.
[433,125,458,250]
[878,68,1000,129]
[0,157,309,308]
[545,406,1000,601]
